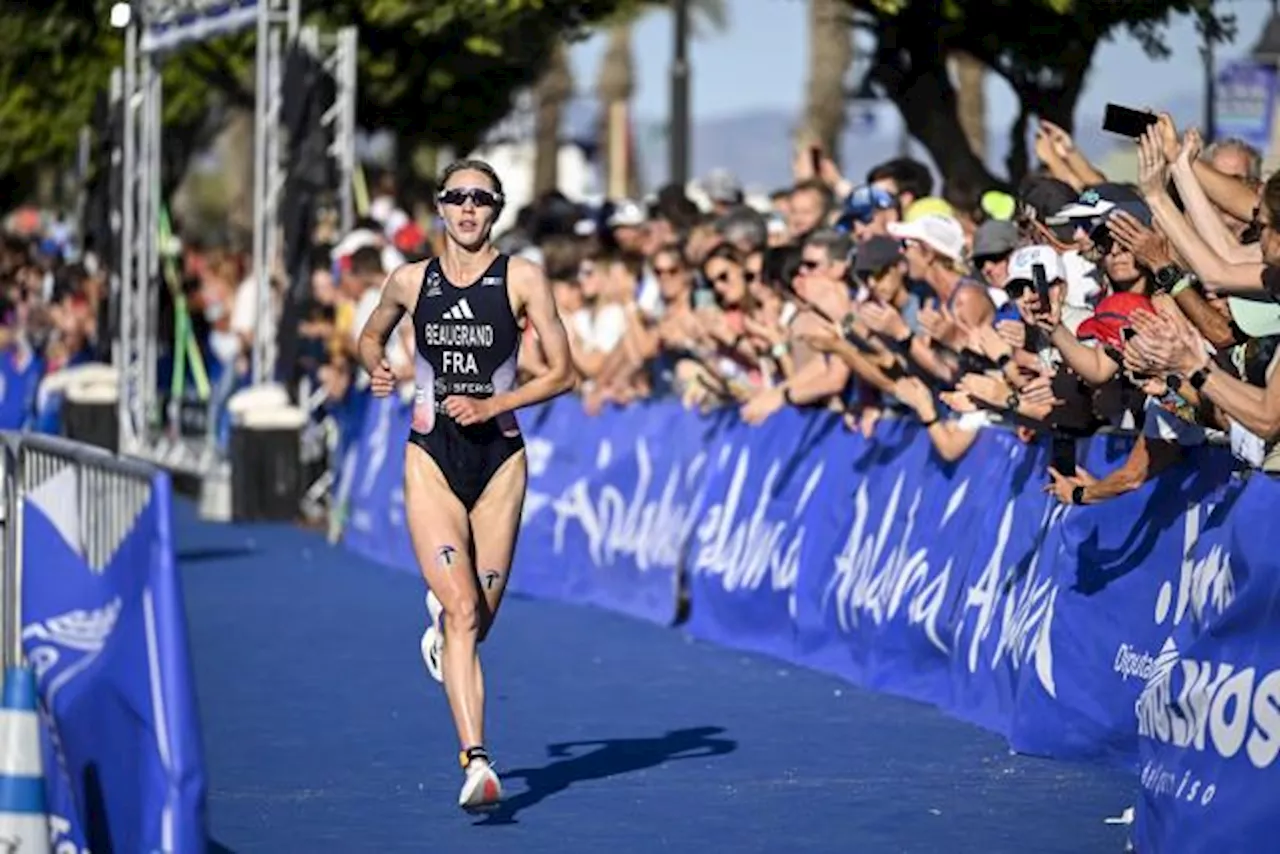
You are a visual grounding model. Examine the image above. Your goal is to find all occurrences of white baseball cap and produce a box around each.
[1006,244,1067,284]
[887,214,966,262]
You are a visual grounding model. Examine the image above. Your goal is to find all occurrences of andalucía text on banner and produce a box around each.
[339,394,1276,844]
[20,463,207,853]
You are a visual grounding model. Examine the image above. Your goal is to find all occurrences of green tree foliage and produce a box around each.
[848,0,1235,187]
[323,0,646,153]
[0,0,645,195]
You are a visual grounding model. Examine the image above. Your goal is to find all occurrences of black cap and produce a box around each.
[853,236,903,275]
[1018,176,1078,225]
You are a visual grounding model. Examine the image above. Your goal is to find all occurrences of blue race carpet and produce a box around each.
[174,502,1134,853]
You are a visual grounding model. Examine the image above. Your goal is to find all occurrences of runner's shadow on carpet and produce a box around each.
[474,726,736,826]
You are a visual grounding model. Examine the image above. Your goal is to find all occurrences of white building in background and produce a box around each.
[464,141,600,235]
[454,89,604,234]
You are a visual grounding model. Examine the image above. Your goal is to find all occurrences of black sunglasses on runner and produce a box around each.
[438,187,501,208]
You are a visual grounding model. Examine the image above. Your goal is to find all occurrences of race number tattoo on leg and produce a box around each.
[437,545,458,567]
[482,570,503,590]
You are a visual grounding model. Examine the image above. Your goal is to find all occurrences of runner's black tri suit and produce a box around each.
[408,254,523,509]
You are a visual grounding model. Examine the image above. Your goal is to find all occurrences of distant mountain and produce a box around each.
[617,91,1206,194]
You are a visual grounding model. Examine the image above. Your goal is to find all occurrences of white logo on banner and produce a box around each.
[955,500,1059,697]
[822,473,965,654]
[23,598,123,705]
[1133,503,1275,802]
[1117,506,1235,684]
[547,437,705,572]
[690,447,824,615]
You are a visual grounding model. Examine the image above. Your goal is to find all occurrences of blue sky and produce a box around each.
[570,0,1273,132]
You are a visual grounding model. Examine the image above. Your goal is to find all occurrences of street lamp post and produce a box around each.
[669,0,690,188]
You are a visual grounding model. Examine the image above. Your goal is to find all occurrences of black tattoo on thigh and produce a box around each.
[482,570,503,589]
[437,545,458,567]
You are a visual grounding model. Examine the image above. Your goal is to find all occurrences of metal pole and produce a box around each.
[340,27,358,234]
[669,0,690,188]
[263,14,284,382]
[119,24,138,453]
[6,451,23,668]
[252,0,270,386]
[145,54,162,433]
[2,444,12,670]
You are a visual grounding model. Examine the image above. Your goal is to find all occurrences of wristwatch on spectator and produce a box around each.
[771,341,789,359]
[1154,264,1184,293]
[887,331,912,353]
[1188,363,1212,391]
[1071,485,1086,505]
[840,312,857,338]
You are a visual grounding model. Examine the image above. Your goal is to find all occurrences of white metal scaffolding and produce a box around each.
[299,24,359,236]
[114,0,356,474]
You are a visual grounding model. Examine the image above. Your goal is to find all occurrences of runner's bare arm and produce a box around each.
[357,266,412,375]
[488,258,575,415]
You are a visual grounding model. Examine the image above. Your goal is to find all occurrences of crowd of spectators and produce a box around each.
[464,116,1280,508]
[7,111,1280,512]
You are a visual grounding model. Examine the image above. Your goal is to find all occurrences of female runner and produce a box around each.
[357,159,574,810]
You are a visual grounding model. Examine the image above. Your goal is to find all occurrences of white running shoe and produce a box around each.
[420,591,444,683]
[458,756,502,812]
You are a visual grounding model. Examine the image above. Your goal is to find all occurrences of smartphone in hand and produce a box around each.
[1051,434,1077,477]
[1102,104,1158,139]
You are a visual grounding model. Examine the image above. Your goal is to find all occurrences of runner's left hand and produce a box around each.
[444,396,496,425]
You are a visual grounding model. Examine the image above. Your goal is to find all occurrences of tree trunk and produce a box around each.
[217,107,255,243]
[597,23,634,199]
[533,41,572,197]
[952,52,987,164]
[804,0,851,161]
[1004,44,1091,187]
[870,21,998,190]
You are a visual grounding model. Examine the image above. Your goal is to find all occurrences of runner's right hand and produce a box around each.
[370,358,395,397]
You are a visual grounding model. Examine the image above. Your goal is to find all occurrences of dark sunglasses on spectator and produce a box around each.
[1006,280,1030,300]
[972,252,1010,267]
[799,259,822,272]
[438,187,501,208]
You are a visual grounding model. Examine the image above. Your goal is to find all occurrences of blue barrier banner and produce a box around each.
[1134,473,1272,853]
[945,431,1053,735]
[21,466,206,853]
[341,393,1273,847]
[521,397,703,624]
[790,423,873,682]
[342,395,415,574]
[684,407,836,658]
[1008,440,1238,769]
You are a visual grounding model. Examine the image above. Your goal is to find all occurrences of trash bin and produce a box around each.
[63,380,119,453]
[229,404,308,521]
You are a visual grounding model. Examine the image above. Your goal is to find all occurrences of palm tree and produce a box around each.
[597,21,638,198]
[533,42,572,196]
[804,0,853,163]
[590,0,727,199]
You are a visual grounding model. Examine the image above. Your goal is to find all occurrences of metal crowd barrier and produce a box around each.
[0,431,156,673]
